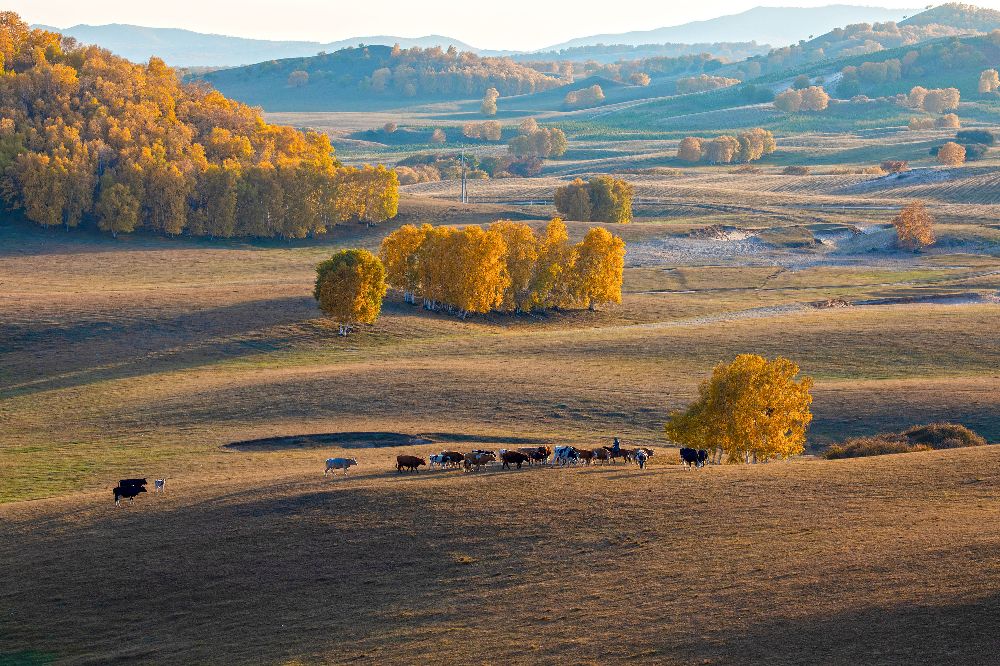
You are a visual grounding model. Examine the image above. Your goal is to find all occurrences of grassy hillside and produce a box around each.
[200,45,563,111]
[4,444,1000,663]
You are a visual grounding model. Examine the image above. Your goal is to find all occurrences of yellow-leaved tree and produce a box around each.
[314,249,387,335]
[891,201,935,250]
[380,223,428,303]
[490,220,540,312]
[571,227,626,310]
[664,354,814,464]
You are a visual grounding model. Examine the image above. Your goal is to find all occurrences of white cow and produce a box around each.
[552,446,579,466]
[325,457,358,475]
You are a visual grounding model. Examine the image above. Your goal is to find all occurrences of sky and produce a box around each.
[14,0,1000,50]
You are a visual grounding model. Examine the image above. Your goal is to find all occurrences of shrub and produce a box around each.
[935,113,961,129]
[903,422,987,449]
[383,121,398,134]
[960,143,989,161]
[881,160,909,173]
[909,117,935,130]
[782,165,810,175]
[629,72,651,86]
[824,422,987,459]
[823,437,932,459]
[956,129,996,146]
[430,128,447,144]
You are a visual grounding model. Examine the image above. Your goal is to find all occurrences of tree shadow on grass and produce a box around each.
[0,296,314,399]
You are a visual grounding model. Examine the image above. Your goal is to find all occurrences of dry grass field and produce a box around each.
[2,170,998,663]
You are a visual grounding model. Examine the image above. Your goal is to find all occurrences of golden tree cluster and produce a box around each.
[380,219,625,316]
[462,121,502,141]
[664,354,814,464]
[507,118,568,159]
[554,176,633,224]
[0,14,398,238]
[676,128,776,164]
[676,74,741,94]
[774,86,830,112]
[564,84,605,109]
[907,86,961,113]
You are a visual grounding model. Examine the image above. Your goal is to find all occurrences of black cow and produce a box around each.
[679,448,709,469]
[114,484,147,506]
[119,478,147,489]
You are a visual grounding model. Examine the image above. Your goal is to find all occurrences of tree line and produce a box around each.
[0,14,399,238]
[380,219,625,316]
[677,128,776,164]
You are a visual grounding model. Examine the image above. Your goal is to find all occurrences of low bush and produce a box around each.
[903,422,987,449]
[824,422,987,459]
[782,165,810,175]
[824,437,932,459]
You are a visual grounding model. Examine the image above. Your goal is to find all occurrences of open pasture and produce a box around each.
[2,166,998,664]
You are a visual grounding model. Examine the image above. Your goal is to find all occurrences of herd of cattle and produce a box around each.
[114,446,711,505]
[324,445,712,476]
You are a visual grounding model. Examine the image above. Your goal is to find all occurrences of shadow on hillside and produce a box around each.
[684,592,1000,665]
[0,295,314,398]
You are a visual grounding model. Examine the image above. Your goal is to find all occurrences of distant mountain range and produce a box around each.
[35,4,932,67]
[541,5,921,51]
[30,24,489,67]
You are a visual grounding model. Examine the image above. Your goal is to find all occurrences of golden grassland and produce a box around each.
[3,446,1000,664]
[1,181,998,663]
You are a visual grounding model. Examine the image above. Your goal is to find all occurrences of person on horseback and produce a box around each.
[612,437,621,455]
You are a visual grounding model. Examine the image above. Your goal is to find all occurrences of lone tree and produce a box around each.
[937,141,966,166]
[664,354,814,464]
[314,249,387,335]
[891,201,935,250]
[481,87,499,116]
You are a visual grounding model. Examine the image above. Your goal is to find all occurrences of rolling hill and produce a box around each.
[31,23,489,67]
[541,5,920,51]
[199,44,563,111]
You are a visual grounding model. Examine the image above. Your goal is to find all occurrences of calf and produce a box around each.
[114,484,146,506]
[501,450,530,470]
[631,448,654,465]
[428,454,447,470]
[634,449,649,470]
[396,455,426,472]
[325,458,358,475]
[154,478,166,492]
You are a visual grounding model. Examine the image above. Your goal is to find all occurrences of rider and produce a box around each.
[612,437,621,455]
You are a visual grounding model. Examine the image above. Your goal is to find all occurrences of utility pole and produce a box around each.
[460,145,468,204]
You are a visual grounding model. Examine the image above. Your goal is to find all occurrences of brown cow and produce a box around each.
[603,446,631,464]
[517,446,553,465]
[501,450,530,470]
[576,448,595,465]
[396,455,426,472]
[592,447,612,464]
[463,451,496,472]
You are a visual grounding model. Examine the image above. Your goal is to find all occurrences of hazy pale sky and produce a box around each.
[15,1,1000,50]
